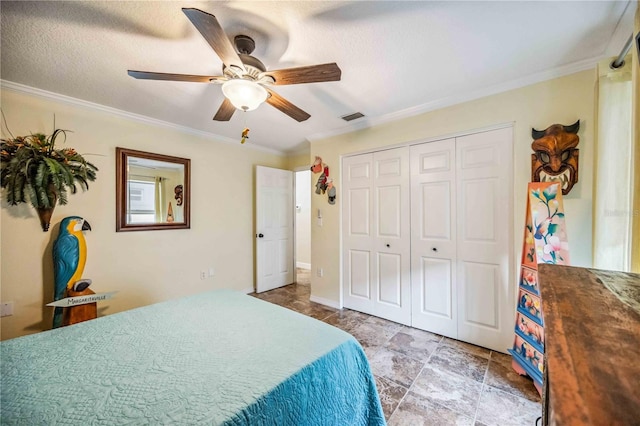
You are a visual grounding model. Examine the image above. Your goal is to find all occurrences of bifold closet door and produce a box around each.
[410,128,513,351]
[410,139,458,338]
[343,147,411,325]
[456,128,512,352]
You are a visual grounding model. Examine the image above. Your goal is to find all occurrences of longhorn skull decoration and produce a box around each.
[531,120,580,195]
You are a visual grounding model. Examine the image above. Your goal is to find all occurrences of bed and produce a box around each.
[1,290,385,425]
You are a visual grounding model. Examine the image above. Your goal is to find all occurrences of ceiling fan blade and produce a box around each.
[260,63,341,85]
[265,89,310,122]
[128,70,225,83]
[182,8,245,73]
[213,98,236,121]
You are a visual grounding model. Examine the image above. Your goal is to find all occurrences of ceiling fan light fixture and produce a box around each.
[221,79,268,111]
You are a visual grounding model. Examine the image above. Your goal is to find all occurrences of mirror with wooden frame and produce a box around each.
[116,147,190,232]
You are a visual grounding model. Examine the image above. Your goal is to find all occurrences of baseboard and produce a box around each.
[241,287,255,294]
[310,294,341,309]
[296,262,311,270]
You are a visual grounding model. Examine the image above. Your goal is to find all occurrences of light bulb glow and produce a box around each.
[221,79,268,111]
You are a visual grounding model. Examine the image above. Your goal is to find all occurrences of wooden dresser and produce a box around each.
[538,264,640,425]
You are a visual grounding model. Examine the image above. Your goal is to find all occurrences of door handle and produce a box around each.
[432,247,438,252]
[257,233,264,238]
[386,244,390,248]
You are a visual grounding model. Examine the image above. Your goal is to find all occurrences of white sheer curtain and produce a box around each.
[154,176,165,223]
[593,56,634,271]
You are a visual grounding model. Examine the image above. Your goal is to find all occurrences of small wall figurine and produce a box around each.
[52,216,92,329]
[311,156,330,194]
[174,184,184,206]
[326,178,336,205]
[531,120,580,195]
[241,128,250,144]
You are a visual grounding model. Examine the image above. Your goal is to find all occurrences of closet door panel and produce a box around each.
[456,128,513,352]
[420,257,452,317]
[348,250,372,300]
[378,252,402,306]
[343,154,375,314]
[372,148,411,325]
[348,188,370,236]
[377,186,401,238]
[410,139,457,337]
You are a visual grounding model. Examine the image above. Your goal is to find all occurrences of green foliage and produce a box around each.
[1,128,98,209]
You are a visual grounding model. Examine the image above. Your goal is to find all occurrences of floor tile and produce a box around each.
[362,343,383,359]
[410,364,482,418]
[389,392,474,426]
[475,385,542,426]
[281,284,310,298]
[400,326,443,342]
[366,315,404,333]
[370,347,425,388]
[280,298,311,313]
[385,328,441,362]
[485,352,541,402]
[440,337,491,359]
[350,322,398,349]
[297,302,338,320]
[295,268,311,285]
[375,375,408,420]
[429,344,490,382]
[322,309,369,332]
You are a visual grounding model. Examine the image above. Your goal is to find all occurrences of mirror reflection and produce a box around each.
[116,148,190,232]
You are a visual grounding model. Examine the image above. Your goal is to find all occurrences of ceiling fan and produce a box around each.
[128,8,342,122]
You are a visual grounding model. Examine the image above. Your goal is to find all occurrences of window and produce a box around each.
[127,180,155,224]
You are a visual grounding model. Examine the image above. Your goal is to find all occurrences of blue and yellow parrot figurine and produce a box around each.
[52,216,91,329]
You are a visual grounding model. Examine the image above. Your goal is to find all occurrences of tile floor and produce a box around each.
[251,269,542,425]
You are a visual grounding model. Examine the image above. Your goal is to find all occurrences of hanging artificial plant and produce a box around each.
[1,125,98,231]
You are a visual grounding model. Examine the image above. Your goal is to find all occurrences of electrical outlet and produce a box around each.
[208,267,215,277]
[1,302,14,317]
[316,267,323,278]
[200,271,206,280]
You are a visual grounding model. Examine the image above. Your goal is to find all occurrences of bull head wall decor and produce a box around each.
[531,120,580,195]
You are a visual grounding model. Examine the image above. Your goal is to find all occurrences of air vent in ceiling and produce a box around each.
[341,112,365,122]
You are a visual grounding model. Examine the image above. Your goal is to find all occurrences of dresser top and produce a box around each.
[539,264,640,425]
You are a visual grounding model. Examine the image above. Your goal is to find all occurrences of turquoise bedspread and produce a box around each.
[1,290,385,425]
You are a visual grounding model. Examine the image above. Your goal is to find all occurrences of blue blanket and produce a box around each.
[1,290,385,425]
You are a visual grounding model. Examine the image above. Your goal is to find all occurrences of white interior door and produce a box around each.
[256,166,294,293]
[410,138,458,338]
[343,148,411,325]
[456,128,513,352]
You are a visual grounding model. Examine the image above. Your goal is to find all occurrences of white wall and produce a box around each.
[309,70,597,305]
[0,88,287,340]
[295,170,311,268]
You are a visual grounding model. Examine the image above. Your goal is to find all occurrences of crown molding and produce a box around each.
[0,80,285,156]
[307,55,601,143]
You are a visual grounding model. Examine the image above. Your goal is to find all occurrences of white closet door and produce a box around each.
[372,148,411,325]
[410,139,458,338]
[343,147,411,325]
[343,153,375,314]
[456,128,513,352]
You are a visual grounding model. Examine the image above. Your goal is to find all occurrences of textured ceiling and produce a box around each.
[0,1,635,154]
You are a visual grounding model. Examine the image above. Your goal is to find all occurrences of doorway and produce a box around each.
[295,169,311,284]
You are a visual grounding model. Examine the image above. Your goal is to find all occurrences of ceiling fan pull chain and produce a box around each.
[241,113,250,144]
